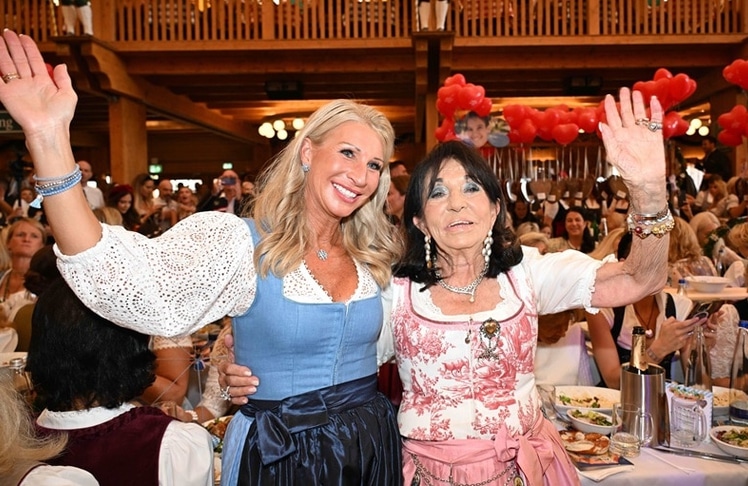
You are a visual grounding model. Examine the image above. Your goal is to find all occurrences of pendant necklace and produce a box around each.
[436,263,488,303]
[633,301,656,338]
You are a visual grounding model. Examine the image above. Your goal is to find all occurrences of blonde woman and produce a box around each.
[668,216,718,284]
[0,218,46,328]
[0,35,403,486]
[0,375,98,485]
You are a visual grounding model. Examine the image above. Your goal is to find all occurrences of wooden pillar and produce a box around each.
[108,96,148,185]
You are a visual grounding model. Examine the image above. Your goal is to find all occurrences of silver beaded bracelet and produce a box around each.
[626,205,674,239]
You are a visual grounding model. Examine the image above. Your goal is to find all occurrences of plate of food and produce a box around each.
[713,386,748,417]
[559,429,611,455]
[567,409,616,435]
[555,386,620,415]
[710,425,748,459]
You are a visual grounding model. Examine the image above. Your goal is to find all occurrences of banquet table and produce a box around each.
[577,442,748,485]
[663,286,748,303]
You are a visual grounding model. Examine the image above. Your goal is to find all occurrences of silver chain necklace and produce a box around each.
[436,264,488,303]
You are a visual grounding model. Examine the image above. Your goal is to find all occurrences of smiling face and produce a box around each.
[564,210,586,238]
[301,121,385,222]
[116,193,133,214]
[465,115,489,149]
[414,159,499,261]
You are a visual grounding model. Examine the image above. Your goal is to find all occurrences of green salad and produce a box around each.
[569,409,612,426]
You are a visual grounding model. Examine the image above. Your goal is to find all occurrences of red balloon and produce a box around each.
[539,109,561,132]
[718,130,744,147]
[435,117,456,142]
[517,119,537,144]
[738,61,748,91]
[444,73,466,87]
[457,83,486,111]
[503,104,528,128]
[475,97,493,117]
[654,68,673,81]
[576,108,598,133]
[437,84,461,118]
[669,73,697,105]
[724,60,748,90]
[718,105,748,134]
[551,123,580,145]
[508,129,522,144]
[653,77,673,111]
[662,112,688,139]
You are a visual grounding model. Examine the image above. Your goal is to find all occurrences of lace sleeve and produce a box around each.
[198,363,230,419]
[55,212,256,337]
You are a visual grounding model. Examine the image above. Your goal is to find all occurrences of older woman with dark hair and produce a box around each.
[27,279,213,486]
[548,207,596,254]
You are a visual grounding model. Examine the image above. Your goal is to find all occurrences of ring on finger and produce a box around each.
[2,72,21,83]
[635,118,650,126]
[220,385,232,401]
[647,121,663,132]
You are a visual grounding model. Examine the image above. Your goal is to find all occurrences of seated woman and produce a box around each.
[668,216,719,284]
[0,374,98,486]
[586,232,701,388]
[0,218,46,329]
[27,279,213,486]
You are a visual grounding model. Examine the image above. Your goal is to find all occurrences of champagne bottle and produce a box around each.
[729,321,748,424]
[685,324,712,392]
[629,326,649,374]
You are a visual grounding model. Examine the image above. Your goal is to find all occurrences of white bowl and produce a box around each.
[685,276,730,294]
[710,425,748,459]
[567,409,616,435]
[555,386,620,415]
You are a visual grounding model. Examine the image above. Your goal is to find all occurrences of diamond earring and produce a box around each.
[301,164,310,173]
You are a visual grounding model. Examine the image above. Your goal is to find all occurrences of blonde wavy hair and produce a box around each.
[0,375,67,473]
[252,100,400,288]
[669,216,703,263]
[588,227,626,261]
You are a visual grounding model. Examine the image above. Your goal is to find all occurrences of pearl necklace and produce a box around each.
[436,264,488,303]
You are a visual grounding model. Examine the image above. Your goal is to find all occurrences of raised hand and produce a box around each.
[599,87,666,212]
[0,30,77,138]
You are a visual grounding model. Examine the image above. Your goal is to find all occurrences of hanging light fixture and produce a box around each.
[292,118,305,130]
[273,119,286,131]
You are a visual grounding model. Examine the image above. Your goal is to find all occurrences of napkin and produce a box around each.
[577,465,634,482]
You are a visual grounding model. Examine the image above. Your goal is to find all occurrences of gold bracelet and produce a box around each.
[646,347,661,363]
[627,205,674,239]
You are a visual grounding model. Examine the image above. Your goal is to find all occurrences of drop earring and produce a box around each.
[424,234,433,270]
[301,164,310,173]
[482,228,493,264]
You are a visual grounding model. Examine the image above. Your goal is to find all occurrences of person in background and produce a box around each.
[132,174,164,238]
[509,198,540,231]
[59,0,93,36]
[0,39,403,486]
[668,216,718,284]
[13,245,59,353]
[28,279,214,486]
[389,160,409,178]
[198,169,245,215]
[535,310,595,386]
[78,160,104,211]
[0,374,99,486]
[0,218,46,329]
[106,184,140,231]
[155,179,178,232]
[548,207,596,253]
[586,232,700,387]
[175,186,197,222]
[418,0,449,30]
[697,135,732,184]
[518,231,550,254]
[588,227,626,260]
[386,174,410,227]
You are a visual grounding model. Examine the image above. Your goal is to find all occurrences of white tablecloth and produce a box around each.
[578,443,748,485]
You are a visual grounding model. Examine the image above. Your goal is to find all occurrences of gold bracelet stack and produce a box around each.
[626,205,674,239]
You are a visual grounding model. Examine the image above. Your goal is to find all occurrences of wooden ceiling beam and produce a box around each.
[56,39,265,144]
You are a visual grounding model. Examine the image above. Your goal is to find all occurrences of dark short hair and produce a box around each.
[26,279,156,411]
[394,140,522,285]
[23,246,60,296]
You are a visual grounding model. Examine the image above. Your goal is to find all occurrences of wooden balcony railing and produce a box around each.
[0,0,745,43]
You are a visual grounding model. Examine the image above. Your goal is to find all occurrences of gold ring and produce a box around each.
[1,72,20,83]
[635,118,650,126]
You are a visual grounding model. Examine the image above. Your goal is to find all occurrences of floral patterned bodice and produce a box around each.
[391,271,543,441]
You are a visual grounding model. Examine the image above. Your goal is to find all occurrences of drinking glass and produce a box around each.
[670,395,708,448]
[536,384,557,420]
[610,403,654,458]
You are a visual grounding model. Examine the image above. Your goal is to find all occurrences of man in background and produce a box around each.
[697,135,732,184]
[79,160,104,211]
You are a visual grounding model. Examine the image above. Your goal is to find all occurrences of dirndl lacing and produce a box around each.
[238,374,378,466]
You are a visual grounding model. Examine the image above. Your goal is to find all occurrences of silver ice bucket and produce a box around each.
[620,363,670,447]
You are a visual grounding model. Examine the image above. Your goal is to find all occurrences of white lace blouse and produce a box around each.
[54,212,379,338]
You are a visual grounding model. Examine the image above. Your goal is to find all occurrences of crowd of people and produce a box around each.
[0,27,744,486]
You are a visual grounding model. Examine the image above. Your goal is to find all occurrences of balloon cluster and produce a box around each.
[632,69,696,140]
[435,74,492,143]
[723,60,748,91]
[715,60,748,147]
[502,103,597,146]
